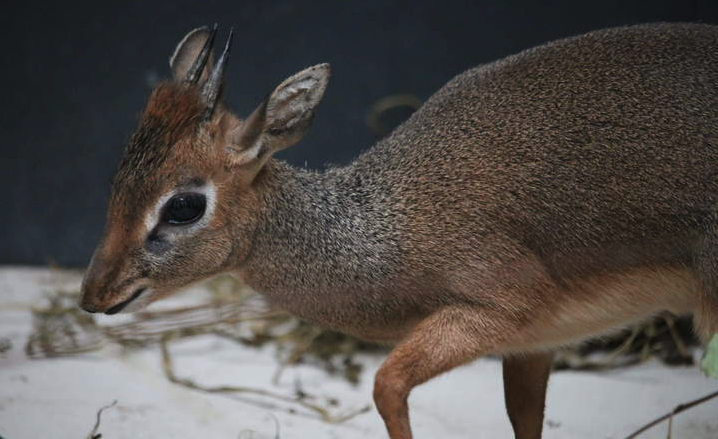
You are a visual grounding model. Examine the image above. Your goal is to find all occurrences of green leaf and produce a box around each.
[702,333,718,379]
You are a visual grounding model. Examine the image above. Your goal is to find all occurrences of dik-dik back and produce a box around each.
[81,22,718,439]
[352,22,718,343]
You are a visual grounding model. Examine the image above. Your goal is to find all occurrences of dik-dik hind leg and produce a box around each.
[373,306,525,439]
[694,216,718,340]
[503,352,554,439]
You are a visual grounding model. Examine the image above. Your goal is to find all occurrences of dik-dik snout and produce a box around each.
[81,25,330,314]
[80,180,223,314]
[80,237,147,314]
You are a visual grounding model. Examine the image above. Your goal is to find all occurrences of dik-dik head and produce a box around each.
[80,26,330,314]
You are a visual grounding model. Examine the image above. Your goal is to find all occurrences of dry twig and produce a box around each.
[623,389,718,439]
[86,399,117,439]
[159,334,370,424]
[272,326,324,384]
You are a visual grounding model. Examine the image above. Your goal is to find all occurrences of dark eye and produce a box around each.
[162,193,206,225]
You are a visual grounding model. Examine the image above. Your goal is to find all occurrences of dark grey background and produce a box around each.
[3,0,718,267]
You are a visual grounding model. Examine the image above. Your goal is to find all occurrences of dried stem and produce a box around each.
[272,326,324,384]
[663,315,690,358]
[623,389,718,439]
[159,335,370,424]
[86,399,117,439]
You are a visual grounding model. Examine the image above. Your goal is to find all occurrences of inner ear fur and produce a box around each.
[224,63,331,172]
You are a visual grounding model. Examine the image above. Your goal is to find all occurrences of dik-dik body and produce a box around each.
[80,23,718,438]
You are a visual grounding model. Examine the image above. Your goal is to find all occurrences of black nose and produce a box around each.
[79,298,101,313]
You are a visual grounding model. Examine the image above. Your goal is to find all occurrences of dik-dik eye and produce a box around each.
[162,193,206,225]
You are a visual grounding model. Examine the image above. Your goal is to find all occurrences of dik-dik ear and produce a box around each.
[169,25,217,84]
[225,64,330,175]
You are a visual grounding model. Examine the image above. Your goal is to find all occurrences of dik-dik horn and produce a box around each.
[81,23,718,439]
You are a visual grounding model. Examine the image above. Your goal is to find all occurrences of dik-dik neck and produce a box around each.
[240,160,402,303]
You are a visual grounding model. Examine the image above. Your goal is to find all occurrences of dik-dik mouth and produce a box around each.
[105,287,146,315]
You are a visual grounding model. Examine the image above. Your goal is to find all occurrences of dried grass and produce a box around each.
[24,275,373,423]
[23,274,703,431]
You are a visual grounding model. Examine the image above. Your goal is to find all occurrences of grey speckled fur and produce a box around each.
[242,23,718,341]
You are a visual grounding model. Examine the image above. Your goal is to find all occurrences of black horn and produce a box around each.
[185,23,218,84]
[201,27,234,120]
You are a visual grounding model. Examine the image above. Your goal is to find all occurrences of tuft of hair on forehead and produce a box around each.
[113,83,207,192]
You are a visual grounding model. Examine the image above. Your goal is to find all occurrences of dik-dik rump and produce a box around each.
[80,23,718,439]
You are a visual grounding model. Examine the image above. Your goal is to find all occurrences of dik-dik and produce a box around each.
[80,22,718,438]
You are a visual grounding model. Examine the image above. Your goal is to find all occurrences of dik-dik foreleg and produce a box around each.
[503,352,554,439]
[373,305,544,439]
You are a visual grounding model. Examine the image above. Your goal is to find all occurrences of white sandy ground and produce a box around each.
[0,267,717,439]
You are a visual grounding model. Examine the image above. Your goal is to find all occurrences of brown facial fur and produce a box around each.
[81,83,254,312]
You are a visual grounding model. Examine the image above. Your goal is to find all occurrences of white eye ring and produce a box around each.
[144,181,217,234]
